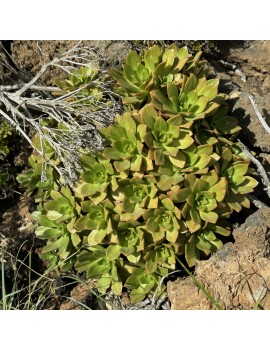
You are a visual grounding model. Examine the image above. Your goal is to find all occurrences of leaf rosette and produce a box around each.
[184,222,231,266]
[168,170,227,232]
[112,176,159,221]
[124,267,162,303]
[116,222,145,258]
[151,75,222,122]
[74,153,116,204]
[100,112,153,172]
[217,147,258,214]
[144,244,176,274]
[32,187,81,270]
[139,105,194,167]
[74,201,113,245]
[143,196,187,243]
[75,245,124,296]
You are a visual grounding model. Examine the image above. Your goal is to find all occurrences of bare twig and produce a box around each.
[0,84,61,92]
[249,94,270,134]
[238,140,270,198]
[248,195,269,209]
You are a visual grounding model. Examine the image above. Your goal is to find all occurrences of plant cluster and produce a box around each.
[19,44,258,302]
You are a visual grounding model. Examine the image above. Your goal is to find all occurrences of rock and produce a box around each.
[195,247,270,310]
[262,76,270,91]
[229,41,270,75]
[167,208,270,310]
[167,278,212,310]
[232,207,270,259]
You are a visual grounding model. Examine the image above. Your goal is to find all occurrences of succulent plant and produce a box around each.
[216,147,258,215]
[168,170,227,232]
[55,66,99,91]
[115,176,159,218]
[116,222,144,258]
[111,44,208,109]
[74,153,115,203]
[139,105,194,167]
[184,222,231,266]
[151,76,221,121]
[32,186,81,270]
[99,112,153,172]
[74,201,113,246]
[143,197,187,244]
[124,267,162,303]
[75,245,124,295]
[22,44,258,303]
[54,66,104,110]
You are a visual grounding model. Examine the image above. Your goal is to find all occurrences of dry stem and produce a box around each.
[249,94,270,134]
[0,41,120,185]
[238,140,270,199]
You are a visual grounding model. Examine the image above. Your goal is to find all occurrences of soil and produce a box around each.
[0,40,270,309]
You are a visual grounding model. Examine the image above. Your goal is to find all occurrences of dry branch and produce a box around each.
[249,94,270,134]
[0,41,121,185]
[238,140,270,199]
[248,195,269,209]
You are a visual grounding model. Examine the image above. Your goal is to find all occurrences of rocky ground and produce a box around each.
[0,40,269,309]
